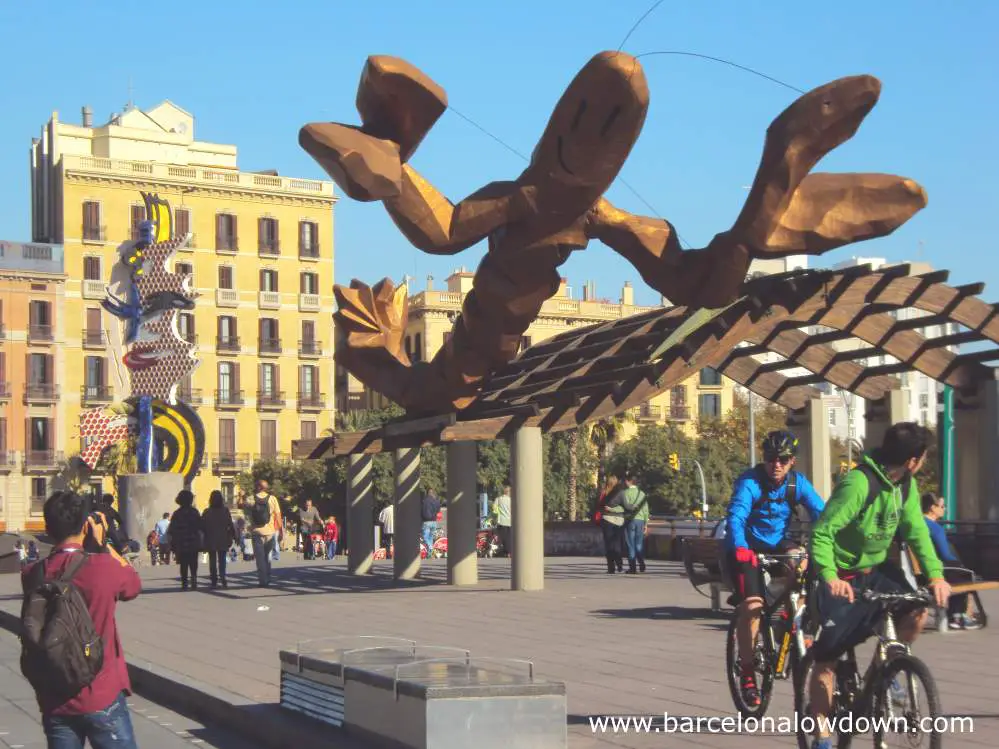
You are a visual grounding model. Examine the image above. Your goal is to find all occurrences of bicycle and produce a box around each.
[725,550,817,718]
[793,587,942,749]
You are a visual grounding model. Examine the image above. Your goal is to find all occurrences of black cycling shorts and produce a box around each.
[810,561,921,663]
[728,539,798,604]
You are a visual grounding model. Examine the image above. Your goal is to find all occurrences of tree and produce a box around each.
[53,455,93,494]
[96,436,138,499]
[608,423,700,515]
[589,412,631,488]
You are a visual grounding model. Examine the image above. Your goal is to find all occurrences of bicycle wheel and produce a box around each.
[872,654,942,749]
[725,612,775,718]
[793,650,853,749]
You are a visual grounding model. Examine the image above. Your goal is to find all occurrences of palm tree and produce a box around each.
[566,427,581,521]
[97,436,138,499]
[589,411,632,489]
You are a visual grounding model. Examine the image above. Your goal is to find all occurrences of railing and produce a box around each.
[0,382,10,399]
[81,329,106,347]
[28,324,54,343]
[298,392,325,410]
[82,279,105,299]
[212,453,251,472]
[257,390,286,409]
[634,404,661,421]
[259,291,281,310]
[259,337,282,354]
[216,288,239,307]
[259,241,280,256]
[408,290,661,320]
[176,387,203,405]
[216,336,241,353]
[82,224,106,242]
[216,237,238,253]
[299,244,320,259]
[25,450,63,468]
[0,322,5,338]
[299,293,320,312]
[668,405,692,420]
[81,385,113,403]
[0,451,14,470]
[298,339,321,357]
[215,390,245,407]
[25,383,59,402]
[65,155,334,197]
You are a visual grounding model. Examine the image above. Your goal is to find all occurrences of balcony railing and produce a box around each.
[668,405,692,421]
[82,329,106,348]
[258,291,280,310]
[299,293,320,312]
[0,322,5,338]
[216,289,239,307]
[215,390,245,407]
[28,324,54,343]
[299,243,320,259]
[259,241,280,256]
[82,279,106,299]
[176,387,204,405]
[634,404,662,421]
[0,451,14,472]
[81,385,113,403]
[25,450,63,469]
[212,453,251,473]
[257,390,286,409]
[0,381,10,400]
[298,391,325,411]
[82,224,107,243]
[298,339,321,357]
[25,383,59,402]
[259,337,282,355]
[216,336,241,354]
[215,236,238,254]
[180,332,198,345]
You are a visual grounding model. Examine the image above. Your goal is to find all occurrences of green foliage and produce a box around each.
[476,440,510,499]
[544,430,599,520]
[607,424,699,514]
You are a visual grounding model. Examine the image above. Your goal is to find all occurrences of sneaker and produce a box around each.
[740,668,761,707]
[960,614,982,630]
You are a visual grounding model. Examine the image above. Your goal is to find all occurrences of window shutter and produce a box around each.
[258,218,265,249]
[215,214,224,248]
[46,354,53,383]
[259,269,265,290]
[231,316,238,339]
[216,316,223,341]
[25,354,30,386]
[0,351,5,380]
[233,363,241,394]
[298,221,305,251]
[101,357,108,386]
[275,364,281,395]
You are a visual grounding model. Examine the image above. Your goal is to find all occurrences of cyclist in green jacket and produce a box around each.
[805,422,950,749]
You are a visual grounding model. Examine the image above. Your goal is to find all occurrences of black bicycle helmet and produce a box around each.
[762,430,798,459]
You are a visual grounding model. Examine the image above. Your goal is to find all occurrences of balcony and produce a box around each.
[216,336,241,354]
[258,241,280,257]
[215,237,238,255]
[25,450,63,470]
[259,337,282,355]
[215,389,245,408]
[25,383,59,403]
[668,405,692,421]
[634,404,662,422]
[82,279,106,299]
[81,329,107,348]
[212,452,251,474]
[297,391,325,411]
[299,293,320,312]
[82,224,107,243]
[258,291,280,310]
[28,324,54,343]
[298,339,322,358]
[257,390,286,410]
[216,289,239,308]
[0,381,10,400]
[81,385,113,404]
[180,332,198,346]
[0,451,13,473]
[175,387,204,406]
[299,243,320,260]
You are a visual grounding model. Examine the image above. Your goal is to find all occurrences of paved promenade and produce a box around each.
[0,555,995,748]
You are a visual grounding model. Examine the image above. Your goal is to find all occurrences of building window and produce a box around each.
[698,393,721,420]
[299,220,319,256]
[31,477,48,504]
[29,300,52,334]
[84,356,105,389]
[175,261,193,279]
[259,319,279,351]
[300,365,317,396]
[260,363,278,396]
[130,204,146,241]
[218,362,235,399]
[700,367,722,386]
[301,421,317,441]
[29,353,52,385]
[83,257,102,280]
[260,269,278,292]
[260,420,277,457]
[83,201,102,241]
[85,308,102,334]
[221,480,234,505]
[300,272,318,295]
[919,393,929,409]
[178,313,195,343]
[30,417,51,452]
[215,214,238,251]
[258,217,279,254]
[0,416,7,454]
[302,320,315,344]
[218,316,237,347]
[219,419,236,455]
[175,208,191,237]
[218,265,234,289]
[829,409,837,426]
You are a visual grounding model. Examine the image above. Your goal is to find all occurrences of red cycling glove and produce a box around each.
[734,547,758,566]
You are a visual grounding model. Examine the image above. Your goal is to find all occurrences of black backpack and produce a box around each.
[751,465,799,513]
[20,553,104,701]
[250,495,272,527]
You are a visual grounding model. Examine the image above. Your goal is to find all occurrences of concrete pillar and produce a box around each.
[954,375,999,521]
[511,425,544,591]
[347,454,374,574]
[118,472,184,540]
[863,390,909,452]
[393,447,422,580]
[787,397,832,499]
[446,441,478,585]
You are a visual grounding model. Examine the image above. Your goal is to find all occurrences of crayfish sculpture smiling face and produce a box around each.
[301,51,926,414]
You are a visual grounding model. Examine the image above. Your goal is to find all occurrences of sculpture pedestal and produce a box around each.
[118,473,184,540]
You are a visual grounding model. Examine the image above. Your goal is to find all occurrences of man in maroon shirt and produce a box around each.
[22,491,142,749]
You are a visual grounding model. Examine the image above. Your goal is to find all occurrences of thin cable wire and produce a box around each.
[635,50,805,94]
[617,0,667,52]
[447,106,529,161]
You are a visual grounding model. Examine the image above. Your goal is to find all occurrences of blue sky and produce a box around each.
[0,1,995,307]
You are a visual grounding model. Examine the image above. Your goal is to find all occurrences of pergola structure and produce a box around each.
[293,263,999,590]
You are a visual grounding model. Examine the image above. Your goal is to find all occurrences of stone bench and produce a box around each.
[280,636,566,749]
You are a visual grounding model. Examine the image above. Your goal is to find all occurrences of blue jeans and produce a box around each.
[253,534,276,586]
[422,522,436,554]
[326,540,337,559]
[43,691,138,749]
[624,520,646,561]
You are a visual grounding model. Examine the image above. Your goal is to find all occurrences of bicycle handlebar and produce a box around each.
[861,588,933,606]
[757,551,808,564]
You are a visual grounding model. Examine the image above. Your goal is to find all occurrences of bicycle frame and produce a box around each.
[757,553,812,680]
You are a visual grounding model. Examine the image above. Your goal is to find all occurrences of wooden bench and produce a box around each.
[900,546,999,633]
[681,537,732,611]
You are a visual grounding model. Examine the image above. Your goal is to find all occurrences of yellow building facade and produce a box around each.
[337,270,734,435]
[28,101,336,513]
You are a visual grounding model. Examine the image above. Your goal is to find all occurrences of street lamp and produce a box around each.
[748,389,756,467]
[692,459,708,517]
[839,389,855,468]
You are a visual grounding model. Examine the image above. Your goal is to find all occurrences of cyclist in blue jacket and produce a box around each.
[725,430,826,707]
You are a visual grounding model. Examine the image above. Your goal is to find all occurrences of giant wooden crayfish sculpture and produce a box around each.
[301,51,926,414]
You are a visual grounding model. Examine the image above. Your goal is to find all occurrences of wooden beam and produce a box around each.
[382,413,456,437]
